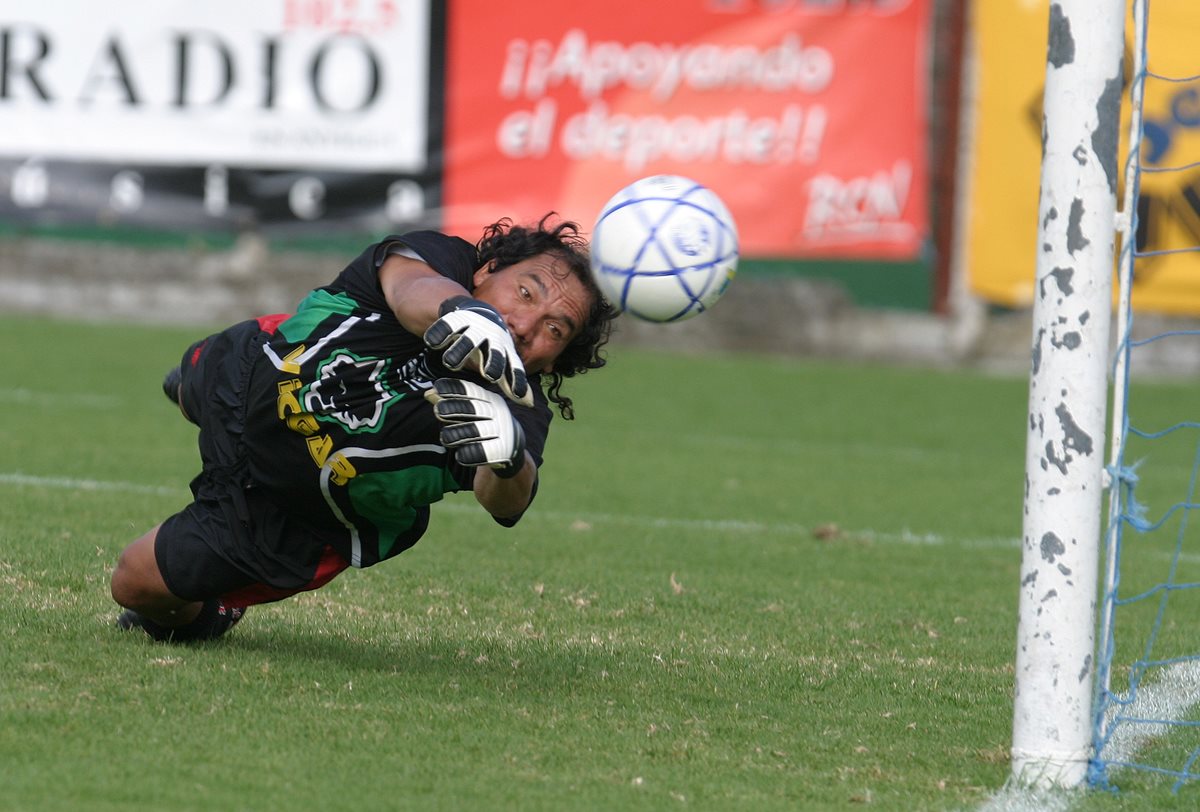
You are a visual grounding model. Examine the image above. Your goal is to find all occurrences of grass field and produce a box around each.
[0,314,1196,811]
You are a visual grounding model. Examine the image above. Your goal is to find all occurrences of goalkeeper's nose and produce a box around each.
[504,312,531,349]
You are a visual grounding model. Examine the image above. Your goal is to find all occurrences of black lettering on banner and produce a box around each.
[79,37,141,106]
[310,36,381,113]
[173,33,235,108]
[261,38,279,109]
[0,6,445,233]
[0,26,52,101]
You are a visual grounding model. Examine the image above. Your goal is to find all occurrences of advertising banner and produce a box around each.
[965,1,1200,315]
[0,0,932,258]
[442,0,932,259]
[0,0,436,234]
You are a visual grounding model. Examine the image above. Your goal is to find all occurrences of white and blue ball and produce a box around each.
[590,175,739,323]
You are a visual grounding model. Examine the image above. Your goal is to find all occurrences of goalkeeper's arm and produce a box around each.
[379,252,472,338]
[380,252,531,407]
[472,451,536,520]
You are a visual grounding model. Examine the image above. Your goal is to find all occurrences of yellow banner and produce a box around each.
[966,1,1200,315]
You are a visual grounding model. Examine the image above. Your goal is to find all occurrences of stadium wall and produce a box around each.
[0,231,980,366]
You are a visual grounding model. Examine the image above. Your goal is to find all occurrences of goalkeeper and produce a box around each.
[110,215,617,642]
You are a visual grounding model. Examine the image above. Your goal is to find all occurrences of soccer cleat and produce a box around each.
[162,366,182,405]
[115,608,141,630]
[215,603,246,633]
[116,601,246,643]
[116,608,171,641]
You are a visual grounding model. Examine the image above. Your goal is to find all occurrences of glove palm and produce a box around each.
[425,378,527,478]
[423,296,532,407]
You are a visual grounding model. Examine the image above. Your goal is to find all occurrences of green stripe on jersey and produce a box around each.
[347,465,461,558]
[280,290,360,343]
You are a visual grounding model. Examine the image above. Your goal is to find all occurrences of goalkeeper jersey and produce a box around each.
[238,230,552,568]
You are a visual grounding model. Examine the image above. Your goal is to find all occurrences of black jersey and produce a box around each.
[238,231,552,568]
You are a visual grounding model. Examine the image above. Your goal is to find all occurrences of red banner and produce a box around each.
[442,0,931,259]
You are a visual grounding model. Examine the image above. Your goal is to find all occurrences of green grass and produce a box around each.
[0,314,1196,810]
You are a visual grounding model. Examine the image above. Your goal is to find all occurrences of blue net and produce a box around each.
[1090,0,1200,792]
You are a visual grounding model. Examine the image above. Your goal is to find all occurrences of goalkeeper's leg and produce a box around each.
[111,497,351,643]
[111,525,246,643]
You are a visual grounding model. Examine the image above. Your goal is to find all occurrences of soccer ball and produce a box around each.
[590,175,739,323]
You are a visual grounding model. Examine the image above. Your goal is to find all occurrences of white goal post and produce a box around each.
[1012,0,1127,789]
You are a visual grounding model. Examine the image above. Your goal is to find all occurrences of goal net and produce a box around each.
[1090,0,1200,793]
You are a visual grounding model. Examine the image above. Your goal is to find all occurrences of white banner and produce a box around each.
[0,0,430,171]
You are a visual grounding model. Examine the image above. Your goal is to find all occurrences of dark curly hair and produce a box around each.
[476,214,619,420]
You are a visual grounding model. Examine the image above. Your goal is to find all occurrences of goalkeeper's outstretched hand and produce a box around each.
[424,296,532,407]
[424,378,527,478]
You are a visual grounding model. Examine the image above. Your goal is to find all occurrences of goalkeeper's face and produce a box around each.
[471,253,593,375]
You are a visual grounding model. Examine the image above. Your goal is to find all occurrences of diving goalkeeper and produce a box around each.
[110,216,618,642]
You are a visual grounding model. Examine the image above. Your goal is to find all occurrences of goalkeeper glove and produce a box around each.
[424,296,532,407]
[424,378,527,478]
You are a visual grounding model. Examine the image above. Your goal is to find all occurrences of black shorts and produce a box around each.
[155,489,350,607]
[157,318,350,607]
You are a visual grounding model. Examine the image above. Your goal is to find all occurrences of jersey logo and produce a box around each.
[396,352,437,392]
[304,349,399,433]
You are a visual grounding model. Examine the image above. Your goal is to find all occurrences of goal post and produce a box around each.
[1011,0,1126,789]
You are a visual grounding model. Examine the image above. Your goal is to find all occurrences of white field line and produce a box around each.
[0,387,121,408]
[0,472,180,497]
[1100,659,1200,767]
[0,470,1019,548]
[9,471,1200,567]
[673,429,955,462]
[975,661,1200,811]
[10,470,1200,563]
[975,784,1078,812]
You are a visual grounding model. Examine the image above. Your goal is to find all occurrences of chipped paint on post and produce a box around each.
[1012,0,1125,791]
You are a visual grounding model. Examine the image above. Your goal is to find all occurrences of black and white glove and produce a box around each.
[424,378,527,478]
[423,296,532,407]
